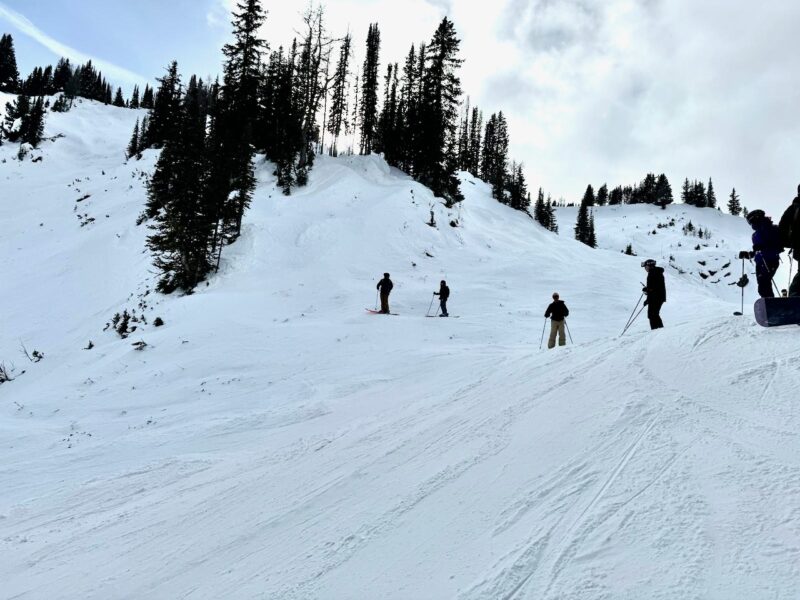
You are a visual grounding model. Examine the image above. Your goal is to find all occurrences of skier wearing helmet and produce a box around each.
[642,259,666,329]
[746,209,783,298]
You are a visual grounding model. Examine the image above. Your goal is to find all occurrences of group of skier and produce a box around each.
[371,184,800,342]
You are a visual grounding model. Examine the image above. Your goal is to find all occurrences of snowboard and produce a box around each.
[754,297,800,327]
[365,308,398,316]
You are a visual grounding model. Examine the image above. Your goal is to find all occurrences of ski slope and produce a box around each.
[2,98,799,599]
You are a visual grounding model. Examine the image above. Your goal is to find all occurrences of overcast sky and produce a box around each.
[2,0,798,214]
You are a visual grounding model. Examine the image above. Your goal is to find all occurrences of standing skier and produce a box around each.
[433,280,450,317]
[747,209,783,298]
[779,185,800,296]
[376,273,393,314]
[544,292,569,349]
[642,259,666,329]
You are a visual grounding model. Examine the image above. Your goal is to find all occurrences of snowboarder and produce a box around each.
[433,280,450,317]
[642,259,666,329]
[778,185,800,296]
[376,273,393,314]
[544,292,569,348]
[746,209,783,298]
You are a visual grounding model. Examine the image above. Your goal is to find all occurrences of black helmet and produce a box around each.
[746,209,765,225]
[384,272,390,278]
[641,259,656,268]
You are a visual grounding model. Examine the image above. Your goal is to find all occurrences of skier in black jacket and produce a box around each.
[779,185,800,296]
[376,273,393,314]
[544,292,569,348]
[642,259,666,329]
[433,280,450,317]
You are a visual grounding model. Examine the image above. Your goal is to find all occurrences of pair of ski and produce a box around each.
[365,308,459,318]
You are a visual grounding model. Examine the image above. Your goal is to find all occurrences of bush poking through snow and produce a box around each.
[0,362,14,383]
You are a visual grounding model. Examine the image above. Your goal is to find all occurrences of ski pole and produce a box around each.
[375,290,379,311]
[426,292,436,317]
[565,319,574,345]
[621,305,646,337]
[734,257,746,316]
[539,318,547,350]
[789,253,794,292]
[621,293,644,335]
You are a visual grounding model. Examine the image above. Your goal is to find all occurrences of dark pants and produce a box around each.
[648,301,664,329]
[755,256,779,298]
[380,293,390,314]
[790,272,800,297]
[439,299,448,316]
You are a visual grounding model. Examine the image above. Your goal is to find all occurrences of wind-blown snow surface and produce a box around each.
[2,99,799,600]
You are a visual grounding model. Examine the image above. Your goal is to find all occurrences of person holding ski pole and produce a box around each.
[778,185,800,296]
[376,273,393,314]
[746,209,783,298]
[544,292,569,349]
[641,259,666,329]
[433,280,450,317]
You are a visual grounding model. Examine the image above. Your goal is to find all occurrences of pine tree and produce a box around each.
[127,118,140,159]
[507,161,528,211]
[728,188,742,216]
[467,106,482,177]
[21,96,46,147]
[130,84,140,109]
[609,186,623,205]
[655,173,673,209]
[417,17,464,205]
[113,87,126,107]
[0,34,20,92]
[693,180,707,207]
[681,178,692,205]
[144,61,182,150]
[534,187,547,227]
[52,58,72,91]
[575,200,591,245]
[706,178,717,208]
[587,212,597,248]
[359,23,381,155]
[2,94,30,142]
[141,85,155,109]
[581,184,595,207]
[327,33,351,156]
[147,69,214,293]
[596,184,608,206]
[545,195,558,233]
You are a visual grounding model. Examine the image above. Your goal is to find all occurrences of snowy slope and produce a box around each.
[2,99,799,600]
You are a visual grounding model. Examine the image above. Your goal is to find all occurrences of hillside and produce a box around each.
[2,98,799,600]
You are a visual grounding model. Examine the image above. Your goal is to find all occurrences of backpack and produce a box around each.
[779,200,800,251]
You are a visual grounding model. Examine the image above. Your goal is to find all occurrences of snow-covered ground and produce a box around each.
[2,98,799,599]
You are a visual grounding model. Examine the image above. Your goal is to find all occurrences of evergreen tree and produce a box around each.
[141,84,155,109]
[127,118,140,159]
[706,178,717,208]
[581,184,595,207]
[144,61,182,149]
[113,87,126,107]
[534,187,547,227]
[506,161,528,211]
[21,97,46,147]
[130,84,140,109]
[655,173,673,209]
[0,33,19,92]
[681,178,692,205]
[596,184,608,206]
[417,17,464,205]
[587,212,597,248]
[575,199,591,245]
[359,23,380,155]
[2,94,30,142]
[693,180,707,207]
[609,186,623,205]
[147,69,214,293]
[728,188,742,216]
[396,44,418,172]
[327,33,351,156]
[52,58,73,91]
[545,195,558,233]
[467,106,482,177]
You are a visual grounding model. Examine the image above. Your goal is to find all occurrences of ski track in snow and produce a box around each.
[2,96,800,599]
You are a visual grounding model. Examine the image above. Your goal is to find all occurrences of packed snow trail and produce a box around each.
[2,98,799,599]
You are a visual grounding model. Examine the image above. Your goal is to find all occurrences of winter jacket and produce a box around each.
[751,217,784,262]
[545,300,569,322]
[435,284,450,301]
[377,277,393,295]
[645,267,667,304]
[779,197,800,254]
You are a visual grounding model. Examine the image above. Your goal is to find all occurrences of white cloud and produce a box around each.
[0,2,148,86]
